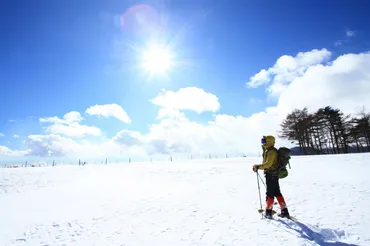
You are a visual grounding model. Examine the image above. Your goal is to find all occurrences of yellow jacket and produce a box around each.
[258,135,279,172]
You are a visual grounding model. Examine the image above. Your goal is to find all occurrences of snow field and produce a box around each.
[0,154,369,245]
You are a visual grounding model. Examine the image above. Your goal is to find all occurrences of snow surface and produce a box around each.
[1,153,369,245]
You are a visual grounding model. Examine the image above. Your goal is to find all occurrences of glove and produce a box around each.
[252,164,259,172]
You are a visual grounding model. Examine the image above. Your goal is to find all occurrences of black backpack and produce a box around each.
[267,146,292,179]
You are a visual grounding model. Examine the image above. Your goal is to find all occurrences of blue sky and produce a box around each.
[1,0,370,162]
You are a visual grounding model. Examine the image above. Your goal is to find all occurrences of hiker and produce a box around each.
[252,135,290,219]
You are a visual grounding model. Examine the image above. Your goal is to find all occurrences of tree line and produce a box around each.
[279,106,370,155]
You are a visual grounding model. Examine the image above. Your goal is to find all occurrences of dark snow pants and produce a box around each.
[265,173,287,210]
[265,174,282,199]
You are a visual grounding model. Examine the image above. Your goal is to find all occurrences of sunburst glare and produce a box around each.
[118,3,197,81]
[141,44,173,75]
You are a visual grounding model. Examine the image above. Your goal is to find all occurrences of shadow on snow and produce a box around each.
[275,219,358,246]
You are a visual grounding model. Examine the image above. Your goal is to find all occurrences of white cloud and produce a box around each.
[0,133,4,137]
[0,145,29,157]
[40,111,83,124]
[24,134,79,157]
[151,87,220,114]
[40,111,101,138]
[63,111,83,123]
[85,104,131,123]
[247,69,270,88]
[247,48,332,98]
[156,108,187,120]
[335,29,356,47]
[44,122,101,138]
[346,29,356,37]
[13,134,19,139]
[23,134,147,158]
[334,40,344,47]
[112,128,196,156]
[39,116,65,124]
[113,130,147,146]
[275,51,370,115]
[138,111,278,156]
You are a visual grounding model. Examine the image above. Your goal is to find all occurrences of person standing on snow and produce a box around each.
[252,135,290,219]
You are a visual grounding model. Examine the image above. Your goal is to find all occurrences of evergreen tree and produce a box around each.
[279,106,370,155]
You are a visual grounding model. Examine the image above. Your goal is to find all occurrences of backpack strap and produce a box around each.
[265,146,278,158]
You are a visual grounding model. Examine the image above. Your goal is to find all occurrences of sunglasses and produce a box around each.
[261,138,266,144]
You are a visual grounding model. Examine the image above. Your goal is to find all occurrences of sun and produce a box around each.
[141,44,173,75]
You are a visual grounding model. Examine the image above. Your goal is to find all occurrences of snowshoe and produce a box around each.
[264,209,273,219]
[258,209,276,215]
[277,208,290,218]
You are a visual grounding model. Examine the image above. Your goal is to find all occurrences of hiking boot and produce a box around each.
[264,209,273,219]
[278,207,290,218]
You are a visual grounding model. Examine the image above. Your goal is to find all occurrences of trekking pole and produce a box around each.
[256,171,263,217]
[257,172,266,188]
